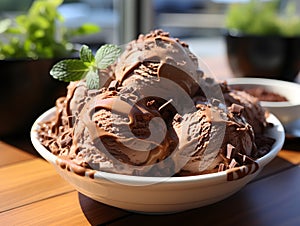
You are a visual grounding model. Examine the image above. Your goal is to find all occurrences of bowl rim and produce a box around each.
[30,107,285,185]
[227,77,300,107]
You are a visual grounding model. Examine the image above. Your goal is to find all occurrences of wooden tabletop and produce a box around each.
[1,56,300,226]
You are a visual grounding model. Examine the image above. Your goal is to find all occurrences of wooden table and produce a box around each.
[1,56,300,226]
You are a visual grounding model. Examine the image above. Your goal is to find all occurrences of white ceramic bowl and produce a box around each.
[31,107,285,214]
[227,78,300,128]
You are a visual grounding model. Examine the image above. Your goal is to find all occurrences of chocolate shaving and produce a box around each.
[226,143,235,159]
[237,152,255,164]
[108,80,119,91]
[146,99,155,107]
[229,158,238,169]
[218,163,225,172]
[173,113,183,123]
[230,103,244,115]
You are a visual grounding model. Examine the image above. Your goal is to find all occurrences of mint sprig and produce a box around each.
[50,44,121,89]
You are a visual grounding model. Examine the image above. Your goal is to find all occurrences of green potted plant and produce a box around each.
[0,0,100,136]
[224,0,300,81]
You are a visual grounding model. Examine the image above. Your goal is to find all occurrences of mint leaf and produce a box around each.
[86,69,100,90]
[50,59,88,82]
[50,43,122,90]
[80,45,94,63]
[95,44,121,69]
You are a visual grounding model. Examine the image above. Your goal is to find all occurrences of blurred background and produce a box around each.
[1,0,300,153]
[0,0,230,56]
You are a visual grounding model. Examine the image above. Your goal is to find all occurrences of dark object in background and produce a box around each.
[224,31,300,81]
[0,59,67,137]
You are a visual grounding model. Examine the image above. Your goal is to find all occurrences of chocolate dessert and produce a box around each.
[37,30,275,177]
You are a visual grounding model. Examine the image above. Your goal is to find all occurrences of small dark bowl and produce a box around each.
[224,30,300,81]
[0,59,67,136]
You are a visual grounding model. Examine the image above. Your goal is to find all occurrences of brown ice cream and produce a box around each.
[115,29,203,97]
[71,90,179,176]
[222,82,268,135]
[172,102,257,176]
[37,29,275,177]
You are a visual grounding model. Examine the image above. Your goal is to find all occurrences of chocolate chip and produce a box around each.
[230,103,244,115]
[108,80,119,91]
[173,113,183,123]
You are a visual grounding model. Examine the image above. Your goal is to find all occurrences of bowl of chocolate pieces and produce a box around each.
[227,77,300,138]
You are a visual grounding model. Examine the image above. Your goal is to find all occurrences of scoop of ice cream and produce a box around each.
[115,29,203,97]
[173,103,256,176]
[70,89,179,176]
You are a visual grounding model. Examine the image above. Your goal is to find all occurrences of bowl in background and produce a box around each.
[224,31,300,82]
[30,107,285,214]
[227,77,300,137]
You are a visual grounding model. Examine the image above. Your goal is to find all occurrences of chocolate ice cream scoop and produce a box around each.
[115,29,203,97]
[173,103,256,176]
[72,90,179,176]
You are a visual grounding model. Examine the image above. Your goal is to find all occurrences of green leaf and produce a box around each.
[49,43,122,90]
[95,44,121,69]
[0,19,12,34]
[0,0,100,59]
[86,69,100,90]
[72,23,101,36]
[224,0,300,36]
[50,59,88,82]
[80,45,94,63]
